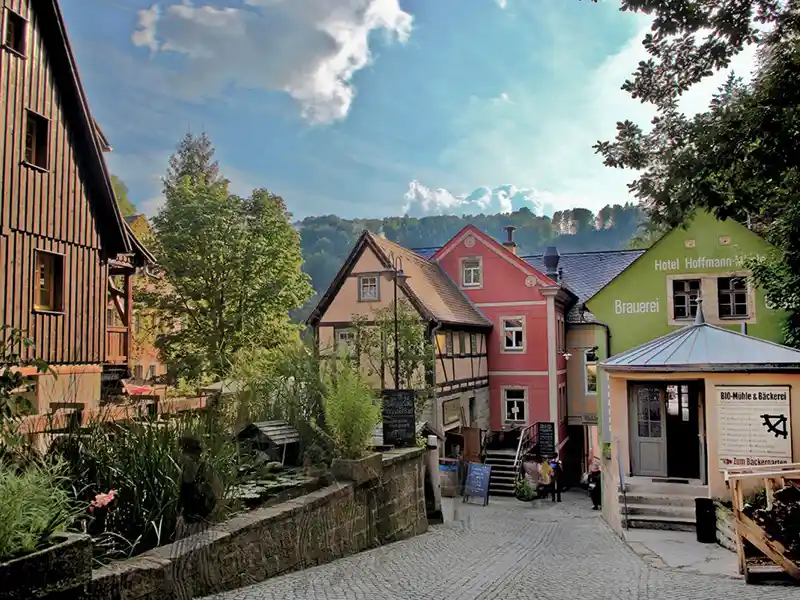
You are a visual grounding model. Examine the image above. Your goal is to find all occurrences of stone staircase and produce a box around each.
[485,449,517,496]
[619,478,707,531]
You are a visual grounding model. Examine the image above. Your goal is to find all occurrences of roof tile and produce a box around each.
[369,234,491,328]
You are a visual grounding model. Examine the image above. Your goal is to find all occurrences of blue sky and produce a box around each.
[61,0,756,220]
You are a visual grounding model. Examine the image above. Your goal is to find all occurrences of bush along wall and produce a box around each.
[48,447,427,600]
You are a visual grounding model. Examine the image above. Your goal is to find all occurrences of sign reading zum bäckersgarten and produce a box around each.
[717,385,792,470]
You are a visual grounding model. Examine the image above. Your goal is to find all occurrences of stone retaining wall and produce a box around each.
[714,501,737,552]
[62,448,427,600]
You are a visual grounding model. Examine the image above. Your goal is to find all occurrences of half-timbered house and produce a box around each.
[1,0,152,415]
[306,231,493,447]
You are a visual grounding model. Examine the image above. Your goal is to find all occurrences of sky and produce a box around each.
[61,0,758,221]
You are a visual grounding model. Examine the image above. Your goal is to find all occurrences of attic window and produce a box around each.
[358,275,379,302]
[3,10,26,57]
[24,111,49,170]
[462,258,482,288]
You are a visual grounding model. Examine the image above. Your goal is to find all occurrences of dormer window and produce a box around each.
[462,257,482,288]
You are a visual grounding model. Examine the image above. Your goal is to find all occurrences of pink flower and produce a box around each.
[89,489,117,513]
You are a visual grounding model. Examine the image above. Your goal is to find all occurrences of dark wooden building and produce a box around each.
[1,0,152,412]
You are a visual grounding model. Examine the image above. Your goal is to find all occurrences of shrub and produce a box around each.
[318,354,381,460]
[0,459,80,562]
[51,413,237,564]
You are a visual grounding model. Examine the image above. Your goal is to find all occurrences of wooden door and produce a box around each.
[629,385,667,477]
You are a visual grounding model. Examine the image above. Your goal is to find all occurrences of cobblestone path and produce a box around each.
[203,493,800,600]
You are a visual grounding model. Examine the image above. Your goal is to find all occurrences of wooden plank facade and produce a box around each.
[0,0,149,391]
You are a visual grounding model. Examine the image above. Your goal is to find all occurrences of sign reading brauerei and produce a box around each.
[717,385,792,470]
[382,389,416,448]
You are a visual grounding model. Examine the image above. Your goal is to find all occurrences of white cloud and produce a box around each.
[131,0,413,124]
[496,0,508,8]
[412,16,759,217]
[402,181,547,217]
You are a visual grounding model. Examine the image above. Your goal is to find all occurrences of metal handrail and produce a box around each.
[513,423,537,468]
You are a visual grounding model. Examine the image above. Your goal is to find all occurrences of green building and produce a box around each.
[583,210,787,443]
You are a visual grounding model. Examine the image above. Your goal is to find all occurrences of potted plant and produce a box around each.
[0,460,90,599]
[317,354,382,485]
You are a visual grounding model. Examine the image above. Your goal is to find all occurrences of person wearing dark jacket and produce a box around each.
[551,458,564,502]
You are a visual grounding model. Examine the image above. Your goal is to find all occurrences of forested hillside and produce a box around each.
[296,203,644,317]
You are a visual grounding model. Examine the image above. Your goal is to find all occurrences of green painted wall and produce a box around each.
[586,211,787,446]
[586,211,786,355]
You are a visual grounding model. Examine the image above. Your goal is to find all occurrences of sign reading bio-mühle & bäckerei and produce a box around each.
[717,385,793,470]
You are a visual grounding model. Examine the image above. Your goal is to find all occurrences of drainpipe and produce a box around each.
[593,320,612,357]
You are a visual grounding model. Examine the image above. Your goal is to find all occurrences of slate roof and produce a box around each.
[522,249,644,305]
[602,302,800,372]
[368,233,492,328]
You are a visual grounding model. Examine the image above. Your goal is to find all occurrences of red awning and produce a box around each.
[123,381,154,395]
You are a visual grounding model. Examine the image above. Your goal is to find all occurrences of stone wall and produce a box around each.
[66,447,427,600]
[714,501,737,553]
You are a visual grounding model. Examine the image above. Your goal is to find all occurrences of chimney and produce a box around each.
[503,225,517,255]
[543,246,560,280]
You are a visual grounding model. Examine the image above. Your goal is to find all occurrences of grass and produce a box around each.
[0,459,80,562]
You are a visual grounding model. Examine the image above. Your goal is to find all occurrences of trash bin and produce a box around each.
[695,497,717,543]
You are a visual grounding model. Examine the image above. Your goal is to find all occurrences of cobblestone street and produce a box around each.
[203,493,800,600]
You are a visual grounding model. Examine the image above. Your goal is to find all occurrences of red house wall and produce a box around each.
[434,227,564,433]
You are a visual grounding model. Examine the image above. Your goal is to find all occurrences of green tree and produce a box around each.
[111,175,137,217]
[592,1,800,345]
[147,134,313,380]
[346,300,434,415]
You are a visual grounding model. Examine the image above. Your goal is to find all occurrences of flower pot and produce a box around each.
[0,532,92,599]
[331,453,383,485]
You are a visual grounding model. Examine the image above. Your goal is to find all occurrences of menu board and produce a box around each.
[717,385,792,470]
[537,421,556,457]
[462,462,492,506]
[382,389,416,447]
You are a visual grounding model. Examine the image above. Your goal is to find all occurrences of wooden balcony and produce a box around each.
[106,326,129,364]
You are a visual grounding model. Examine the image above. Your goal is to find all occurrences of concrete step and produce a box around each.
[623,481,707,497]
[619,493,696,507]
[620,503,696,520]
[490,473,517,482]
[485,457,516,465]
[624,514,696,532]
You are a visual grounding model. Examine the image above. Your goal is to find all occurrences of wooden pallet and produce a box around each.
[726,464,800,584]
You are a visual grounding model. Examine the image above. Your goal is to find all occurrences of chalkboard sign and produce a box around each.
[382,389,416,447]
[462,462,492,506]
[537,421,556,457]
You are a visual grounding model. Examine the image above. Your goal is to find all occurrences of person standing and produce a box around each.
[550,458,564,503]
[588,463,602,510]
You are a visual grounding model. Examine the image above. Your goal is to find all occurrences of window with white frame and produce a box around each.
[502,318,524,351]
[462,258,482,287]
[717,276,748,318]
[672,279,700,320]
[504,388,527,423]
[584,349,598,394]
[335,328,355,354]
[358,275,379,302]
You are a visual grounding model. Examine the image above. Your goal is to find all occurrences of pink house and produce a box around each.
[431,226,574,446]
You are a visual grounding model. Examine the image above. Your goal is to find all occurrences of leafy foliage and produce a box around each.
[110,175,138,217]
[318,354,381,460]
[295,204,643,321]
[0,326,51,421]
[50,413,237,564]
[145,134,314,380]
[0,459,80,561]
[347,300,433,414]
[592,0,800,345]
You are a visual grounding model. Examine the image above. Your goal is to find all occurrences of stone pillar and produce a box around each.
[426,434,444,524]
